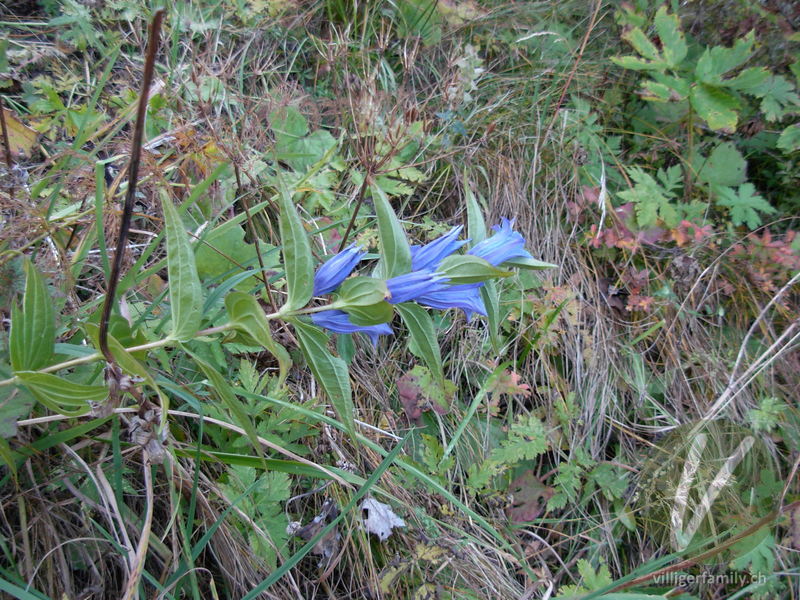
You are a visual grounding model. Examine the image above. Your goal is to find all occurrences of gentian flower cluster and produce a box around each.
[309,219,531,345]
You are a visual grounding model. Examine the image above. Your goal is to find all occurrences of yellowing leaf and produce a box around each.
[1,107,37,157]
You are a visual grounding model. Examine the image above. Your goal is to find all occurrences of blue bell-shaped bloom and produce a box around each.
[313,244,365,295]
[415,283,487,321]
[410,226,469,271]
[468,218,532,266]
[386,271,448,304]
[311,310,393,346]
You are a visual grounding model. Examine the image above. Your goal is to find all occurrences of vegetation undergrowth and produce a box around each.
[0,0,798,599]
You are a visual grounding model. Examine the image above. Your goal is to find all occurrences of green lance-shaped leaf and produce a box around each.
[277,175,314,311]
[502,256,558,270]
[291,318,355,439]
[162,193,202,341]
[331,277,388,308]
[464,176,487,246]
[481,280,501,353]
[225,291,292,386]
[436,255,512,285]
[190,351,263,457]
[10,260,54,371]
[16,372,102,417]
[395,303,443,384]
[371,183,411,279]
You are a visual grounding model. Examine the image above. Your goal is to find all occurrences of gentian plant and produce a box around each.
[1,181,554,444]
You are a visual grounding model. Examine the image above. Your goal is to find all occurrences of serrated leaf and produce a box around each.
[277,176,314,312]
[195,221,260,281]
[611,55,664,71]
[618,166,680,229]
[395,303,442,383]
[653,7,686,68]
[191,351,263,457]
[640,80,676,102]
[726,66,770,92]
[10,260,54,371]
[690,84,739,133]
[696,142,747,187]
[271,106,337,172]
[16,372,101,416]
[622,27,661,62]
[777,123,800,153]
[371,183,411,278]
[714,184,776,229]
[751,75,800,121]
[291,319,354,438]
[225,291,291,386]
[729,527,775,575]
[162,195,202,341]
[695,32,754,85]
[436,254,512,284]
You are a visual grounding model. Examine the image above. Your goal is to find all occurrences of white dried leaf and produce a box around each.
[360,498,405,541]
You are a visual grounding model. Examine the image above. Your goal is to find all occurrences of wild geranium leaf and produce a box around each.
[225,291,291,386]
[696,142,747,187]
[371,183,411,278]
[726,66,771,92]
[777,123,800,153]
[611,55,663,71]
[653,7,686,68]
[690,84,739,133]
[694,32,754,85]
[621,26,662,63]
[277,175,314,312]
[10,260,54,371]
[162,195,202,341]
[271,106,337,172]
[714,184,776,229]
[291,318,354,438]
[396,303,443,383]
[729,527,775,575]
[396,365,454,424]
[195,221,260,281]
[749,75,800,122]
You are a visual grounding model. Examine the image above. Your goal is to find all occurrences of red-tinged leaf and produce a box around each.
[506,471,555,524]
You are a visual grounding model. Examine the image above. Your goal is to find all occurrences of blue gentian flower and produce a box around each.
[468,218,532,266]
[411,226,469,271]
[415,283,487,321]
[311,310,393,346]
[313,244,365,295]
[386,271,448,304]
